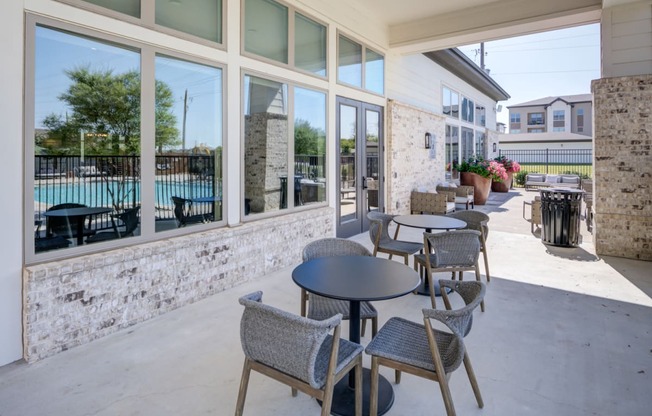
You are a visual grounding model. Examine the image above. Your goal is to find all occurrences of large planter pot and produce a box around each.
[491,172,514,193]
[460,172,492,205]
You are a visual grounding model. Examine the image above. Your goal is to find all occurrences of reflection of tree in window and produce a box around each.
[39,67,179,155]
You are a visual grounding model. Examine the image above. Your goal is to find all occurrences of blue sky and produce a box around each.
[457,23,601,126]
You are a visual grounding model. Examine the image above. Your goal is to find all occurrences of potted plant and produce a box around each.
[491,156,521,192]
[458,157,507,204]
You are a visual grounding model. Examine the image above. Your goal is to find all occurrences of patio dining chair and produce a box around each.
[367,211,423,267]
[86,206,140,243]
[446,210,491,282]
[235,291,363,416]
[302,238,378,338]
[414,230,484,311]
[365,280,486,416]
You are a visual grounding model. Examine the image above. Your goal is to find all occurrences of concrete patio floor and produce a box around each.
[1,189,651,416]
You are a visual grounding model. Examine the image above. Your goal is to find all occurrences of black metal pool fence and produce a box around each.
[499,148,593,177]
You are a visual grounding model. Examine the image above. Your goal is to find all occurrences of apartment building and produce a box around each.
[507,94,593,136]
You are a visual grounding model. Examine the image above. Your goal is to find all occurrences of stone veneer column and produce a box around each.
[591,75,652,260]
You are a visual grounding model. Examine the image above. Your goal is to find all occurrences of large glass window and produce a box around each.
[154,55,223,232]
[442,87,459,119]
[445,125,459,180]
[29,21,225,260]
[295,13,327,76]
[294,87,327,205]
[338,34,384,94]
[244,0,289,63]
[243,75,327,216]
[461,127,474,161]
[64,1,223,44]
[461,97,474,123]
[33,26,141,254]
[475,131,485,157]
[156,0,222,43]
[365,48,384,95]
[338,35,362,88]
[475,105,486,127]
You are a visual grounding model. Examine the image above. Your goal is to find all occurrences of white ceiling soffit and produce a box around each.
[384,0,602,54]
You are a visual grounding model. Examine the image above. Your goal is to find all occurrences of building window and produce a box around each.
[28,20,225,261]
[461,127,474,161]
[528,128,544,133]
[475,131,485,157]
[461,97,474,123]
[445,125,459,180]
[475,105,486,127]
[510,129,521,134]
[577,108,584,131]
[61,0,223,44]
[244,0,289,63]
[510,113,520,123]
[553,110,565,121]
[295,13,327,76]
[553,127,565,132]
[243,74,327,215]
[338,34,385,94]
[528,113,544,125]
[442,86,459,119]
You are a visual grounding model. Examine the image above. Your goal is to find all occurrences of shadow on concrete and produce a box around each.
[476,190,521,214]
[544,244,600,262]
[602,255,652,298]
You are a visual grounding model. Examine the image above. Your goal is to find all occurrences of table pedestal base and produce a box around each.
[318,368,394,416]
[416,279,445,296]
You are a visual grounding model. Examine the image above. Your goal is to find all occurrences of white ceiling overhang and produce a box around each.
[348,0,603,54]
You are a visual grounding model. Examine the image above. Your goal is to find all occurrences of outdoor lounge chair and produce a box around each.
[86,206,140,243]
[365,280,486,416]
[368,211,423,267]
[301,238,378,338]
[235,291,363,416]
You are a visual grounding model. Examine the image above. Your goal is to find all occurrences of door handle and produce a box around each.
[362,176,368,189]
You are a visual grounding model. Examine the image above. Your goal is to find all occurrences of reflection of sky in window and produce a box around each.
[294,87,325,134]
[156,55,223,149]
[34,26,223,149]
[35,26,139,129]
[339,105,357,140]
[365,50,384,95]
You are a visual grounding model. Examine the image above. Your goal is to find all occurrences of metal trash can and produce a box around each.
[540,188,584,247]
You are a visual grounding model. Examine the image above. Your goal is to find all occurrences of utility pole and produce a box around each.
[182,89,188,153]
[480,42,485,70]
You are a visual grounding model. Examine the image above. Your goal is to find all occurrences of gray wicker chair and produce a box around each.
[446,210,491,283]
[367,212,423,266]
[235,291,364,416]
[414,230,484,311]
[302,238,379,338]
[365,280,486,416]
[86,206,140,243]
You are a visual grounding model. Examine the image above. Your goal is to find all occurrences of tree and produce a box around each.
[40,66,180,155]
[294,119,325,155]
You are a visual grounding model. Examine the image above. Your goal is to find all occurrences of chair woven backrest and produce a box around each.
[447,211,490,240]
[438,280,486,337]
[367,211,394,245]
[424,230,481,268]
[303,238,371,262]
[238,291,342,389]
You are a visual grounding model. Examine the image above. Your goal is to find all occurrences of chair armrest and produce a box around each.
[456,186,474,198]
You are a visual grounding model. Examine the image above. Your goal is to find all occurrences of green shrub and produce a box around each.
[514,170,529,186]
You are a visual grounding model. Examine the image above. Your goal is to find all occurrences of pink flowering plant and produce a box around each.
[494,155,521,173]
[458,156,508,182]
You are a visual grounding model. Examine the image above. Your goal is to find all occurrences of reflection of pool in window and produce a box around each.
[34,180,217,211]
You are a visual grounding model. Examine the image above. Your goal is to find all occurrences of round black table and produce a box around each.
[393,214,467,296]
[43,207,112,245]
[292,256,420,416]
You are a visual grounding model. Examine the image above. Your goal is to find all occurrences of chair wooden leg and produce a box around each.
[361,319,367,337]
[370,357,380,416]
[372,317,378,338]
[291,387,298,397]
[355,359,363,416]
[438,374,457,416]
[395,369,401,384]
[300,289,307,317]
[427,269,437,309]
[482,248,491,283]
[463,352,484,409]
[235,359,252,416]
[475,264,485,312]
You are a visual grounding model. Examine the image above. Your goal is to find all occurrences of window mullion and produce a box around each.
[140,47,156,237]
[141,0,155,25]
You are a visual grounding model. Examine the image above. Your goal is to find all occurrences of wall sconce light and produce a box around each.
[425,132,432,149]
[492,143,497,152]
